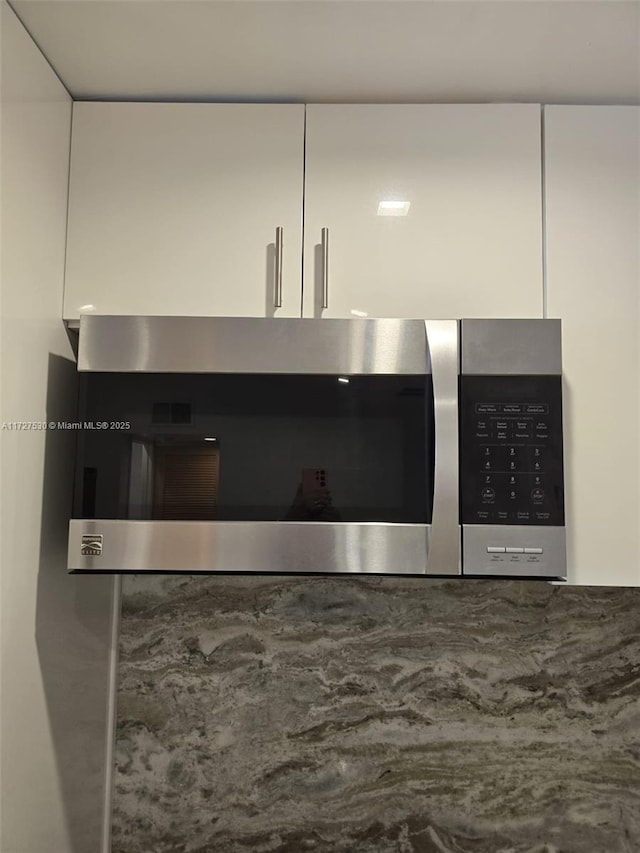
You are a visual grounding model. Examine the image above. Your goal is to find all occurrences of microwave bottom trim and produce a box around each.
[68,519,566,579]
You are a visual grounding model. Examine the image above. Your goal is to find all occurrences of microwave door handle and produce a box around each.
[424,320,460,575]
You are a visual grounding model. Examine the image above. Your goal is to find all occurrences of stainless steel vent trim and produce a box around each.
[461,319,562,376]
[68,519,435,575]
[77,316,432,375]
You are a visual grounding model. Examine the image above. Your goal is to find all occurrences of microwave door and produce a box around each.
[424,320,460,576]
[68,316,454,575]
[69,372,434,574]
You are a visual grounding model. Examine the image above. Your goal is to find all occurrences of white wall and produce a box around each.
[545,105,640,586]
[0,4,115,851]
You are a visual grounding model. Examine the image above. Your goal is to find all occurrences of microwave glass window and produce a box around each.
[73,373,432,524]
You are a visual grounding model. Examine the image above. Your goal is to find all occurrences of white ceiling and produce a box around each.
[9,0,640,104]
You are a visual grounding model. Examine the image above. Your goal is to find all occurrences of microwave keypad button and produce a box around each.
[487,546,505,553]
[524,547,543,554]
[506,547,524,554]
[506,446,522,463]
[481,488,496,502]
[531,488,545,502]
[525,404,549,414]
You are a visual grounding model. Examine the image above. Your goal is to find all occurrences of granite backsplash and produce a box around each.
[113,576,640,853]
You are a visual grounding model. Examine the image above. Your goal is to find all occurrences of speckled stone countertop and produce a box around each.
[113,577,640,853]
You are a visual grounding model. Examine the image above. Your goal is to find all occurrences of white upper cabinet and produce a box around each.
[302,104,543,319]
[545,106,640,586]
[63,103,305,320]
[65,103,543,323]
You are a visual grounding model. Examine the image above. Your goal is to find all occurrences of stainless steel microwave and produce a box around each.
[67,315,566,579]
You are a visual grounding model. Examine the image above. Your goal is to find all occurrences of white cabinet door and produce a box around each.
[545,106,640,586]
[64,103,304,320]
[302,104,543,320]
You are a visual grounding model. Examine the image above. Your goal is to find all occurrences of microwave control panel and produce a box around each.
[460,375,564,526]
